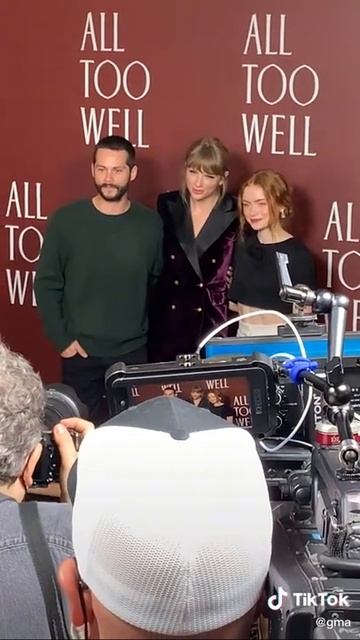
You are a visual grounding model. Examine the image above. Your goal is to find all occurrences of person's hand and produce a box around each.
[52,417,94,502]
[60,340,88,358]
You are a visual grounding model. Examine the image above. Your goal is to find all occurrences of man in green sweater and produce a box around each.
[34,135,163,422]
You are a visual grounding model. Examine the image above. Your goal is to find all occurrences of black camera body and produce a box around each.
[103,343,360,637]
[268,462,360,639]
[33,429,61,487]
[32,383,88,487]
[265,353,360,637]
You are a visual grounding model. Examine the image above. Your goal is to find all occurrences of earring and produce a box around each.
[280,209,287,219]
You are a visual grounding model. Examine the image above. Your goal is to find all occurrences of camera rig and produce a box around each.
[266,286,360,639]
[104,283,360,638]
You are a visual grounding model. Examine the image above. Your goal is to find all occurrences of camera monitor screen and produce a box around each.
[105,357,277,437]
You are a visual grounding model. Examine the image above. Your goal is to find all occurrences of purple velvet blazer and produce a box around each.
[148,191,239,362]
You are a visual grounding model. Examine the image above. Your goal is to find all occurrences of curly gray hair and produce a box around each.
[0,342,45,484]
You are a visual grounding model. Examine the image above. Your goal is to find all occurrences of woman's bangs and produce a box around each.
[186,150,222,177]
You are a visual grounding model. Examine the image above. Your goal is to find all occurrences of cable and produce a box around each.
[261,436,313,450]
[196,309,312,452]
[259,386,313,452]
[196,309,307,358]
[265,350,314,451]
[270,352,297,360]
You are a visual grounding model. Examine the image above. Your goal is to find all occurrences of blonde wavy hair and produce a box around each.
[181,137,229,202]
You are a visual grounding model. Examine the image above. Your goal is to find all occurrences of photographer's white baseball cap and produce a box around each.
[72,397,273,636]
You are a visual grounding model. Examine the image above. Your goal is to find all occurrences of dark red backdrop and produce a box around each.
[0,1,359,382]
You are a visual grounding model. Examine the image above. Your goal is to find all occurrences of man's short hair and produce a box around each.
[0,342,44,483]
[93,135,136,168]
[72,401,273,636]
[191,385,204,394]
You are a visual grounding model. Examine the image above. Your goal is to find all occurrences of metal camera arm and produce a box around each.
[280,285,360,473]
[279,286,348,359]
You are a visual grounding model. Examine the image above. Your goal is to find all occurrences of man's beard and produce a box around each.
[95,181,129,202]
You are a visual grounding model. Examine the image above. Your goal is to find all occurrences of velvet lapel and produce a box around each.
[196,195,238,258]
[168,197,202,278]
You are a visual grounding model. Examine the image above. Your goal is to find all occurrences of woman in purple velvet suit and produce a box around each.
[149,137,239,362]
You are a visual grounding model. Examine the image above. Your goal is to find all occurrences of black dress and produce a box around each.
[229,234,316,312]
[209,403,234,420]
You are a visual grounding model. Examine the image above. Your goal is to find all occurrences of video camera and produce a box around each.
[32,383,88,487]
[266,284,360,639]
[104,282,360,638]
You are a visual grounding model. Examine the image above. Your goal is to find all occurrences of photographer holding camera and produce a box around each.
[0,341,93,639]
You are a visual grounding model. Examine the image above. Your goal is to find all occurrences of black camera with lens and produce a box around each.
[32,383,88,487]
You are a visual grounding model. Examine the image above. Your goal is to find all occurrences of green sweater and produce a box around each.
[34,199,163,357]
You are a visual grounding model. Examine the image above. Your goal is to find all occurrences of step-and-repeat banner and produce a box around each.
[0,1,359,381]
